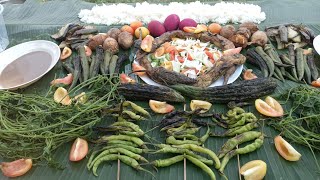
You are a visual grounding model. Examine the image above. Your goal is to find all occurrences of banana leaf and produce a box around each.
[1,0,320,179]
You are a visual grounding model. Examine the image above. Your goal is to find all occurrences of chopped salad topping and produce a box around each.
[148,38,222,78]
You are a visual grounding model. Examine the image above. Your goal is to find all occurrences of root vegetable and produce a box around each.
[179,18,197,30]
[229,34,248,48]
[106,28,121,40]
[239,22,259,34]
[249,31,268,47]
[237,27,251,39]
[219,25,236,39]
[87,34,108,50]
[103,38,119,54]
[118,31,134,50]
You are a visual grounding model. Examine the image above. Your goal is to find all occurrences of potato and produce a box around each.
[219,25,236,39]
[179,18,197,30]
[87,33,108,50]
[106,28,121,40]
[118,31,133,50]
[148,20,166,37]
[164,14,180,31]
[103,37,119,54]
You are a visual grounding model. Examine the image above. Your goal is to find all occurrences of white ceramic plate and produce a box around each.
[0,40,60,90]
[133,61,243,87]
[313,35,320,55]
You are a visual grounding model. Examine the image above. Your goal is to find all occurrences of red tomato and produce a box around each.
[181,68,199,75]
[120,73,136,84]
[132,63,146,76]
[170,51,175,61]
[177,56,185,63]
[69,138,89,162]
[311,78,320,87]
[205,50,214,60]
[187,53,193,60]
[243,69,258,80]
[0,159,32,178]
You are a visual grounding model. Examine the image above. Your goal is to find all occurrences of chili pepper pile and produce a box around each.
[209,107,264,174]
[86,101,152,177]
[149,110,219,180]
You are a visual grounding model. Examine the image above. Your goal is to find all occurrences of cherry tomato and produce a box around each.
[132,63,146,76]
[170,51,175,61]
[243,69,258,80]
[187,53,193,61]
[177,56,185,63]
[120,73,136,84]
[154,47,165,58]
[311,78,320,88]
[0,159,32,178]
[69,138,88,162]
[205,50,214,60]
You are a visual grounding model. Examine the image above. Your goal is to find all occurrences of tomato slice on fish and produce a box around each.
[132,63,146,76]
[120,73,136,84]
[243,69,258,80]
[0,159,32,178]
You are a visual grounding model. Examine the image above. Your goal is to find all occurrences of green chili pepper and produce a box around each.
[99,135,146,148]
[112,121,144,134]
[92,154,153,177]
[166,136,201,146]
[122,101,150,117]
[122,110,146,120]
[174,144,220,169]
[152,155,184,167]
[152,145,213,165]
[185,155,216,180]
[212,122,259,137]
[171,127,201,136]
[218,131,263,158]
[108,140,139,148]
[228,113,257,128]
[199,127,210,144]
[173,134,199,141]
[219,135,264,173]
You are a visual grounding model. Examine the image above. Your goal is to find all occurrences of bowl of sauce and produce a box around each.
[0,40,60,90]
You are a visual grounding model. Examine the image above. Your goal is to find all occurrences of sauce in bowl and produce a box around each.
[0,51,52,89]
